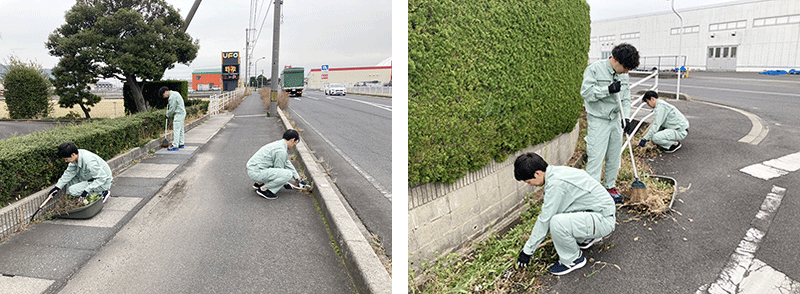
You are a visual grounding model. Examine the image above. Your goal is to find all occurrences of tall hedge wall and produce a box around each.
[408,0,590,185]
[0,103,206,207]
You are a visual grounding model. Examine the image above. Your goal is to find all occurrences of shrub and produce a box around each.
[408,0,590,185]
[0,56,53,119]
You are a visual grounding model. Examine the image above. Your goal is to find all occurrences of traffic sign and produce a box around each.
[322,65,329,71]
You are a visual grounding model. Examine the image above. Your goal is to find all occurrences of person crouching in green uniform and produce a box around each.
[160,87,185,151]
[638,91,689,153]
[580,43,640,203]
[514,152,616,276]
[49,142,113,202]
[246,129,308,200]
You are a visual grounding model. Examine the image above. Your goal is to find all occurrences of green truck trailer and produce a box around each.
[280,67,304,97]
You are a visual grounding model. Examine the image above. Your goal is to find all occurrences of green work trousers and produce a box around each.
[651,128,687,149]
[172,113,185,147]
[63,178,111,197]
[247,167,294,194]
[585,115,623,189]
[550,211,616,265]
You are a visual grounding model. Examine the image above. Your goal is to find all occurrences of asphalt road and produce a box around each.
[547,72,800,293]
[0,121,59,139]
[283,90,393,258]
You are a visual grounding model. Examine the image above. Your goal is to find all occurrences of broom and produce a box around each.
[617,92,647,203]
[161,117,170,148]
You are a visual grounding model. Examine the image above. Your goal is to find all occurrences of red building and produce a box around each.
[191,68,222,90]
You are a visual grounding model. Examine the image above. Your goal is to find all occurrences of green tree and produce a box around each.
[249,76,257,88]
[46,0,199,113]
[0,56,52,119]
[51,54,101,118]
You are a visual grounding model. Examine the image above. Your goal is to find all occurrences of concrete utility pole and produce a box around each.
[269,0,281,115]
[181,0,203,32]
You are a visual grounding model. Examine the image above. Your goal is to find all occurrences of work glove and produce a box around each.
[516,250,532,268]
[49,187,60,196]
[80,191,89,199]
[638,139,648,147]
[608,80,621,94]
[621,119,633,135]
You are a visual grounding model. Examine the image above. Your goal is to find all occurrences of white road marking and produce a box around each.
[740,151,800,180]
[338,97,392,111]
[291,111,392,201]
[696,101,768,145]
[698,186,793,294]
[738,259,800,293]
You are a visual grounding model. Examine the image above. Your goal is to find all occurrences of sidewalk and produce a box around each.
[0,94,390,294]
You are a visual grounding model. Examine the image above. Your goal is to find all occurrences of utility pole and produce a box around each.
[269,0,281,115]
[181,0,203,32]
[671,0,683,100]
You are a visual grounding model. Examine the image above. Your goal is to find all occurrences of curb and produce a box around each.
[277,108,392,294]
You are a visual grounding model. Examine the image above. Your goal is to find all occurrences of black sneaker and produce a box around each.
[101,191,111,203]
[284,183,293,190]
[578,237,602,250]
[288,179,311,190]
[256,188,277,200]
[253,182,264,190]
[664,142,682,153]
[549,253,587,276]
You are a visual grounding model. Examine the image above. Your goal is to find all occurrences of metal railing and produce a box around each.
[346,86,392,97]
[622,70,659,150]
[209,88,246,115]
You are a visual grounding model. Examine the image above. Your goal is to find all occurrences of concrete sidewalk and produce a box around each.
[0,94,390,294]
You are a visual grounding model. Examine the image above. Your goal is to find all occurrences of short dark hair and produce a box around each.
[158,86,169,97]
[57,142,79,158]
[642,90,659,102]
[612,43,640,70]
[283,129,299,141]
[514,152,548,181]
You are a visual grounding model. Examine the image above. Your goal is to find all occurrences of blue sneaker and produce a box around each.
[167,145,179,151]
[179,145,185,149]
[607,187,623,203]
[549,253,587,276]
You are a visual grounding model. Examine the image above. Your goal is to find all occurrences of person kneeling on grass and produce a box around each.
[637,90,689,153]
[49,142,112,203]
[514,152,616,275]
[246,129,309,200]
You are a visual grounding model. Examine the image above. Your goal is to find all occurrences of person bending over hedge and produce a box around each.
[513,152,616,276]
[49,142,113,202]
[246,129,309,200]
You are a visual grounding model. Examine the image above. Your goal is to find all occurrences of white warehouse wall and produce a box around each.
[589,0,800,72]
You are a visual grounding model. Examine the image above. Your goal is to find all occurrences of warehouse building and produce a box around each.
[191,68,222,91]
[589,0,800,72]
[306,57,392,89]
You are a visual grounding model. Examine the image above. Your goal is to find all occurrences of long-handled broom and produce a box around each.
[161,118,170,148]
[617,92,647,203]
[30,189,57,222]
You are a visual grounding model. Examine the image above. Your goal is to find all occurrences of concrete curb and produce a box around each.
[277,108,392,294]
[0,114,211,241]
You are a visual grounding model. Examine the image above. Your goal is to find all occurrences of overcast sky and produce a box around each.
[0,0,391,84]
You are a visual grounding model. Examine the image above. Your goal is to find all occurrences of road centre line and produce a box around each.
[291,111,392,201]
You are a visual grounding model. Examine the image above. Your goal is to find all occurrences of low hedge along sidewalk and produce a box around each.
[0,103,207,207]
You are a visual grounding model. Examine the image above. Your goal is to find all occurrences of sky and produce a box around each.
[0,0,392,84]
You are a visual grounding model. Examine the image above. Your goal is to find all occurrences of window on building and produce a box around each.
[671,25,699,35]
[710,20,747,31]
[730,47,737,58]
[715,48,721,58]
[723,47,729,58]
[196,75,201,80]
[708,48,714,58]
[601,51,612,59]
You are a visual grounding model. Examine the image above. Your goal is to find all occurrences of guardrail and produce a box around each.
[209,88,247,115]
[346,86,392,97]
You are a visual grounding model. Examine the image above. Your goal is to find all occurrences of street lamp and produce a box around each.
[255,57,266,88]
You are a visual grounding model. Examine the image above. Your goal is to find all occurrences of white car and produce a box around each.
[321,83,330,93]
[326,83,347,96]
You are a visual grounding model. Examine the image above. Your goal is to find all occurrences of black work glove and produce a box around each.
[622,118,633,135]
[638,139,648,147]
[608,80,621,94]
[80,191,89,199]
[516,250,532,268]
[49,187,60,196]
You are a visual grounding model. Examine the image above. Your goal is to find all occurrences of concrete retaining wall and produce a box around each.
[408,122,580,272]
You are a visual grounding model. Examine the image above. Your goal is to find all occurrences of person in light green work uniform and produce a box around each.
[638,91,689,153]
[160,86,185,151]
[49,142,112,202]
[513,152,616,276]
[580,43,640,203]
[246,129,309,200]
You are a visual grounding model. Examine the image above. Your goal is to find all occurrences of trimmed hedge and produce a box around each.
[0,103,206,207]
[408,0,590,185]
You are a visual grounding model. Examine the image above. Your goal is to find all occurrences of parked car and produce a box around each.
[326,83,347,96]
[354,81,367,87]
[321,83,330,93]
[383,81,392,87]
[365,80,381,87]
